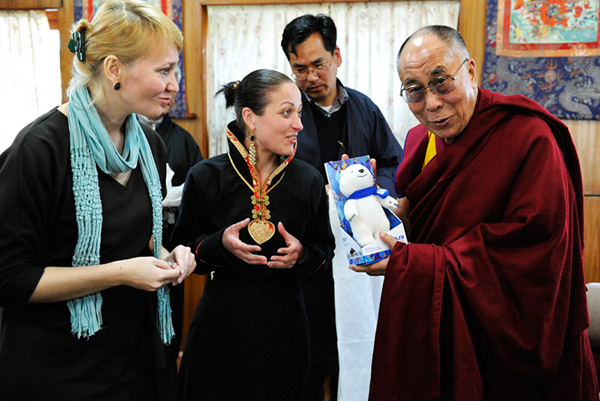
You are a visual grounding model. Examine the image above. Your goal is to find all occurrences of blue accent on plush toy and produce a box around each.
[348,187,389,200]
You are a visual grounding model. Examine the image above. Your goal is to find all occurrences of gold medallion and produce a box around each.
[248,220,275,245]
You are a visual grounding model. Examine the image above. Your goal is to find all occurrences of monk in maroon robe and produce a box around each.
[352,26,599,400]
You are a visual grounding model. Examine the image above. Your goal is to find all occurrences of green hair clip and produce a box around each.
[68,30,86,62]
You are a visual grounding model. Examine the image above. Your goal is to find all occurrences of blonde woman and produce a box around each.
[0,1,195,400]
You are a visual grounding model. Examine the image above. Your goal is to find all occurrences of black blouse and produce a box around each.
[172,123,334,280]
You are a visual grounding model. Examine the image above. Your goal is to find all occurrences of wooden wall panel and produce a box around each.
[180,275,207,350]
[584,197,600,284]
[564,120,600,196]
[1,0,60,9]
[58,0,74,102]
[458,0,486,80]
[563,121,600,284]
[174,0,208,158]
[177,0,208,352]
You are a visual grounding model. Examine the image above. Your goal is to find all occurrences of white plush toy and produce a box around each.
[338,163,399,247]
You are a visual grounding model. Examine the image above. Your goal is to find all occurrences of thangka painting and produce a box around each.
[482,0,600,119]
[73,0,188,118]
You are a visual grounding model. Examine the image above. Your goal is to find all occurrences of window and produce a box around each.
[205,2,461,157]
[1,10,61,153]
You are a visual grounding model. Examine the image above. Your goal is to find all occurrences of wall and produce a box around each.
[565,120,600,283]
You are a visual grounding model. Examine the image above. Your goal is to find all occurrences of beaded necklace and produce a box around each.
[226,128,295,244]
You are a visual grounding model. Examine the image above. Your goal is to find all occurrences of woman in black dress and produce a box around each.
[0,1,195,400]
[173,69,335,401]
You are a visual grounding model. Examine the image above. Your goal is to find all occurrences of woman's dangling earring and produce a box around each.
[248,133,256,166]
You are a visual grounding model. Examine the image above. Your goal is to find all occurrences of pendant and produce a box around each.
[248,219,275,245]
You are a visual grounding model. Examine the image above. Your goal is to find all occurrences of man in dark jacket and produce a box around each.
[281,14,402,401]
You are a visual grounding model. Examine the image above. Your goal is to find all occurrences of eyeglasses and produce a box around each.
[400,58,469,104]
[292,58,333,81]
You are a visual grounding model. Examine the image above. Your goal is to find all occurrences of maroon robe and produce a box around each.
[370,89,598,400]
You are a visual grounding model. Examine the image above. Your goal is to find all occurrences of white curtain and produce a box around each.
[206,1,460,157]
[0,10,61,154]
[206,3,460,400]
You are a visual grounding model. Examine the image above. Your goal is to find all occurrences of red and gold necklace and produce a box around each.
[226,129,295,245]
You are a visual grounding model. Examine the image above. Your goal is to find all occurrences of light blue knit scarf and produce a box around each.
[67,85,174,344]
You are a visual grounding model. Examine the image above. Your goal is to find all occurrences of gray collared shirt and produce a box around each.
[303,83,349,118]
